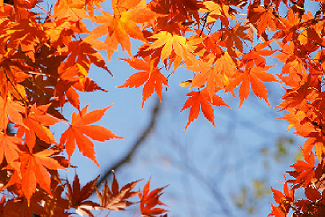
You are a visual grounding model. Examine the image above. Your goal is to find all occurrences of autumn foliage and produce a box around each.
[0,0,322,216]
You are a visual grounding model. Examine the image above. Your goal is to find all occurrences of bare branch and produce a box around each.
[96,99,161,189]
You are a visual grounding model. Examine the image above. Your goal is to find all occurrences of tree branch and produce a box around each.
[95,99,161,189]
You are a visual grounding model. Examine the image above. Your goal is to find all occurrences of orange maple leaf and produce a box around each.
[277,107,316,137]
[16,104,62,151]
[180,88,230,131]
[189,52,236,99]
[199,0,234,26]
[20,148,67,206]
[53,0,89,24]
[90,0,157,60]
[60,105,123,167]
[116,57,168,108]
[0,97,26,130]
[273,41,307,87]
[248,4,278,35]
[241,42,276,68]
[57,40,111,78]
[0,132,22,170]
[272,9,301,43]
[96,171,140,210]
[232,66,277,108]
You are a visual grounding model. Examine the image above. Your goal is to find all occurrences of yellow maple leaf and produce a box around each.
[146,31,195,62]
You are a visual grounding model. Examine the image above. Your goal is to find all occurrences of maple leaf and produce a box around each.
[0,12,46,62]
[304,186,321,202]
[268,176,294,217]
[0,132,22,170]
[277,106,317,138]
[16,104,62,151]
[20,148,67,206]
[145,31,196,63]
[96,171,140,210]
[60,105,123,167]
[287,147,315,189]
[194,30,225,57]
[0,58,30,100]
[139,179,168,217]
[55,80,80,110]
[90,0,157,60]
[66,173,100,216]
[0,97,26,130]
[241,42,276,68]
[272,9,301,43]
[2,197,43,217]
[199,0,234,26]
[223,23,251,52]
[248,4,279,35]
[42,180,71,216]
[57,40,111,78]
[232,65,277,108]
[53,0,89,24]
[272,42,307,87]
[116,57,168,108]
[180,88,230,131]
[189,52,237,99]
[56,76,104,110]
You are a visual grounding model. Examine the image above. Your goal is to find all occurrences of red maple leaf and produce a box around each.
[287,146,315,189]
[66,173,100,216]
[268,176,294,217]
[139,179,168,217]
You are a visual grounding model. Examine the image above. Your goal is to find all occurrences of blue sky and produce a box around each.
[54,52,304,217]
[45,1,310,216]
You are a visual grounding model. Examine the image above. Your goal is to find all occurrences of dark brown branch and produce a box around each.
[199,12,209,37]
[95,99,161,189]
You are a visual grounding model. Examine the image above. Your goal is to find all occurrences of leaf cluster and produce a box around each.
[0,0,324,216]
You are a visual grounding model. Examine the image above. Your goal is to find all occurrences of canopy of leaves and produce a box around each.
[0,0,323,216]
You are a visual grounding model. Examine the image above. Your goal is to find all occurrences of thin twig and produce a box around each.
[199,12,210,37]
